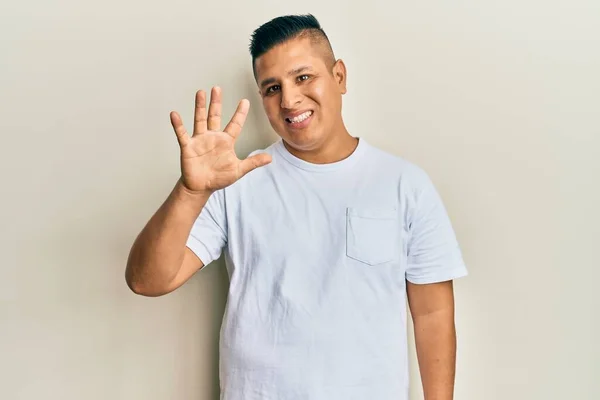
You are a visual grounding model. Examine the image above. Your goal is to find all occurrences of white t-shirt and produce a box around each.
[186,137,468,400]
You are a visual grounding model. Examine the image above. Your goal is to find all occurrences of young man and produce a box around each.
[126,14,468,400]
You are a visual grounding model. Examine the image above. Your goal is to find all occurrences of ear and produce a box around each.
[332,59,347,94]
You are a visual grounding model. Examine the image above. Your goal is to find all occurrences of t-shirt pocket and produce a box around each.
[346,207,400,266]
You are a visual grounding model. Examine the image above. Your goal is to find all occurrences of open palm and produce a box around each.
[170,87,272,193]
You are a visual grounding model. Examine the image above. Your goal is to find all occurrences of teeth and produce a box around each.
[288,111,312,123]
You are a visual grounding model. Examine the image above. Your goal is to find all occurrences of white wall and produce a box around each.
[1,1,598,399]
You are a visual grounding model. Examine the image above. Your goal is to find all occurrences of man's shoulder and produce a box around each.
[361,140,431,185]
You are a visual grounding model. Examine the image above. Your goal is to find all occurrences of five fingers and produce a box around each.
[172,86,249,147]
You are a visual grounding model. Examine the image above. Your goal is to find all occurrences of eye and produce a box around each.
[298,74,310,82]
[265,85,280,95]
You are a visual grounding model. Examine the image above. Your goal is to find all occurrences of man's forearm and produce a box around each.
[413,307,457,400]
[125,178,211,294]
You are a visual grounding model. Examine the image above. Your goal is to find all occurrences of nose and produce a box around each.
[280,85,302,109]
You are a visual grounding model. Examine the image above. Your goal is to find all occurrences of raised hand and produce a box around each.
[170,87,272,194]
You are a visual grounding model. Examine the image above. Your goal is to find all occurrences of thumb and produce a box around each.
[238,153,272,178]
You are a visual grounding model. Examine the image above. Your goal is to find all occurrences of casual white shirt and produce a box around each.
[186,137,468,400]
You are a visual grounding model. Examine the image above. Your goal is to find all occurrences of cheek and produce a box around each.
[308,81,335,109]
[311,84,326,101]
[263,99,280,121]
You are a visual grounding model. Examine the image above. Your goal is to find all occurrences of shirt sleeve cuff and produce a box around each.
[186,235,216,267]
[406,264,469,284]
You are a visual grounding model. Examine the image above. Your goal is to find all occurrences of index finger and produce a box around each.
[223,99,250,138]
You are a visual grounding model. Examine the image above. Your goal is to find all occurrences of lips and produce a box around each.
[285,110,313,124]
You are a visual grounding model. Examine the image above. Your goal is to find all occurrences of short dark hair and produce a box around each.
[249,14,335,74]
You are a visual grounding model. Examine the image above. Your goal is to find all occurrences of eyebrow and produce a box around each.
[259,66,314,88]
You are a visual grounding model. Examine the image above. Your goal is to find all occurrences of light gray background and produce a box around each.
[1,1,598,399]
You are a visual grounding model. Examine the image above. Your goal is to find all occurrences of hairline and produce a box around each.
[252,29,336,80]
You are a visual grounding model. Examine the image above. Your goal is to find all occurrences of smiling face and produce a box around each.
[254,36,348,152]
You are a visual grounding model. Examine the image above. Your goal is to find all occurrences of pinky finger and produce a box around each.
[170,111,190,148]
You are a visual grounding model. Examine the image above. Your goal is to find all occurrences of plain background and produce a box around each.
[1,0,598,399]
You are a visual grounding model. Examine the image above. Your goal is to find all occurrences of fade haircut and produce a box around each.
[249,14,336,77]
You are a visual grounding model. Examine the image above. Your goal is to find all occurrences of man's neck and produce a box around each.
[283,130,359,165]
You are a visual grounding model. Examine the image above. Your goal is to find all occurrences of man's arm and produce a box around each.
[125,179,209,297]
[407,280,457,400]
[125,87,271,297]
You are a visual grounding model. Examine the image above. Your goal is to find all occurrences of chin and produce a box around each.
[280,129,325,151]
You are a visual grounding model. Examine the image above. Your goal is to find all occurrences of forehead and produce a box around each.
[254,37,328,81]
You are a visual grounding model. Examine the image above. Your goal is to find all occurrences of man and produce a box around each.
[126,14,468,400]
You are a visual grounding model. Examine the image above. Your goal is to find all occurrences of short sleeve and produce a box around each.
[186,189,227,266]
[405,171,468,284]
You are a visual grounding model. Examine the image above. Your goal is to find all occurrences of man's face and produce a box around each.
[254,37,347,151]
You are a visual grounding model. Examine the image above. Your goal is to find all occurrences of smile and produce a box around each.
[285,110,313,124]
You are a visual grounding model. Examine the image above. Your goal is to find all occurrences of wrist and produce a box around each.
[173,178,213,208]
[176,178,213,197]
